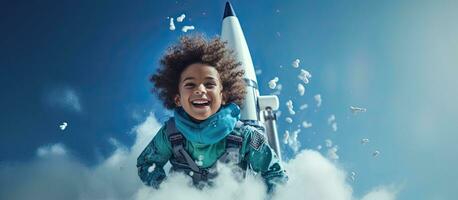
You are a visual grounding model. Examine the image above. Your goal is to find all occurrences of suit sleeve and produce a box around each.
[136,125,172,188]
[244,126,288,193]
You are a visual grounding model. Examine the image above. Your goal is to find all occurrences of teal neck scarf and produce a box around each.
[174,103,240,145]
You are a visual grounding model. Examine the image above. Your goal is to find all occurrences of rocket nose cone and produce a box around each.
[223,2,236,19]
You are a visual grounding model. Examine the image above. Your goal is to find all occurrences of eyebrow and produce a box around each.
[182,76,217,82]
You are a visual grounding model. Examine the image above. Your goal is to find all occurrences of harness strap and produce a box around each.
[165,117,246,182]
[167,118,202,173]
[171,134,201,172]
[218,134,243,164]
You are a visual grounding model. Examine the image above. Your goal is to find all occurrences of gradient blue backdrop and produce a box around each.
[1,0,457,199]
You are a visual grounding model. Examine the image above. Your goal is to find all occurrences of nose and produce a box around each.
[193,84,206,95]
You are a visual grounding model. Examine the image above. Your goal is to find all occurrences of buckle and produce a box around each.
[227,134,243,146]
[169,134,183,146]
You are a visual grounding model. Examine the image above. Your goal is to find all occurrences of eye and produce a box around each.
[205,82,217,88]
[184,83,195,88]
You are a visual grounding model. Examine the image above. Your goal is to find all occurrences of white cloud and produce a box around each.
[0,113,162,200]
[0,112,397,200]
[45,87,82,112]
[36,143,67,157]
[274,150,352,200]
[361,186,398,200]
[135,164,267,200]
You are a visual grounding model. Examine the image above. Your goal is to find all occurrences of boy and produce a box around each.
[137,35,287,193]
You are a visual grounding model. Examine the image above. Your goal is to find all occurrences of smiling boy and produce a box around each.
[137,35,287,193]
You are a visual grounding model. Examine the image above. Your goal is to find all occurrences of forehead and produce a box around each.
[180,63,220,81]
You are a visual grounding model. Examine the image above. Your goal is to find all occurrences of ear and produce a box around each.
[174,95,181,107]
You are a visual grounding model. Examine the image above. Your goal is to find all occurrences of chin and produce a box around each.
[193,114,210,121]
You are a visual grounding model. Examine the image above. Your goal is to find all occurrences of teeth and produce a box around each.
[192,100,209,104]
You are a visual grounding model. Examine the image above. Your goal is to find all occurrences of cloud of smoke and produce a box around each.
[0,112,397,200]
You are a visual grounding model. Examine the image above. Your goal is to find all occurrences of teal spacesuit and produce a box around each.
[137,103,288,192]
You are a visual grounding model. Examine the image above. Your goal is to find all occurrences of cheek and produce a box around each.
[215,92,224,103]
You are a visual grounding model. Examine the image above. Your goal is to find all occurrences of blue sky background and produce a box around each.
[1,0,457,199]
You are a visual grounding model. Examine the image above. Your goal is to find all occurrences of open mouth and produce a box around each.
[191,99,211,107]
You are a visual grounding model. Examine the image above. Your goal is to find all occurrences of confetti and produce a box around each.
[176,14,186,22]
[325,139,333,148]
[169,17,176,30]
[299,104,308,110]
[302,121,312,128]
[283,130,290,144]
[284,129,301,153]
[350,171,356,181]
[181,25,195,32]
[298,69,312,84]
[327,115,336,124]
[147,164,156,173]
[327,145,339,160]
[292,59,300,68]
[314,94,322,107]
[286,100,295,115]
[59,122,68,130]
[297,83,305,96]
[350,106,367,114]
[372,150,380,157]
[331,122,338,132]
[285,117,293,123]
[268,77,279,89]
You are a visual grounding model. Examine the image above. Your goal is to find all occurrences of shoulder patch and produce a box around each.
[249,128,266,151]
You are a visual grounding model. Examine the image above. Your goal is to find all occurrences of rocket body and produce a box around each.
[221,3,259,123]
[220,2,282,160]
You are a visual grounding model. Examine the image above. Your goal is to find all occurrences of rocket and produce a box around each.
[220,2,282,161]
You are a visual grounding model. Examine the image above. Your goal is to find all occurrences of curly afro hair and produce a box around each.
[150,34,246,110]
